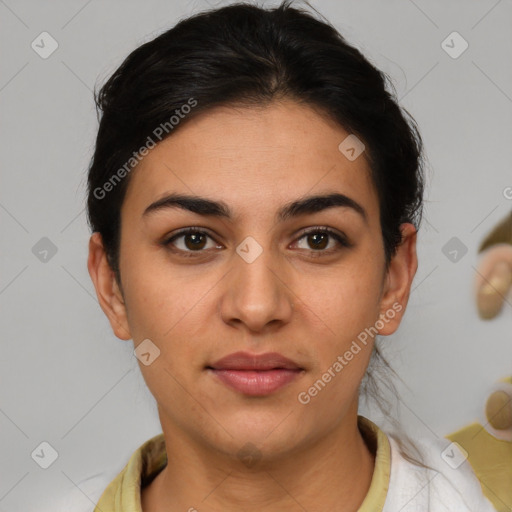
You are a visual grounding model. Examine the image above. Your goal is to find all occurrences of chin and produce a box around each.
[218,409,307,451]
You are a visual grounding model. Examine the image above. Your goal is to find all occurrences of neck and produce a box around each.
[142,403,376,512]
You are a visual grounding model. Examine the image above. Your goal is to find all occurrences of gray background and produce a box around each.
[1,0,511,510]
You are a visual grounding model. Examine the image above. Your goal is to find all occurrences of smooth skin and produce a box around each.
[88,99,418,512]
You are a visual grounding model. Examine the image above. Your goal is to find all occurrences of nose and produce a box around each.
[219,238,295,334]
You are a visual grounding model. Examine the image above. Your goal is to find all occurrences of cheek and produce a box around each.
[298,284,378,413]
[122,267,217,396]
[120,252,201,338]
[299,264,382,340]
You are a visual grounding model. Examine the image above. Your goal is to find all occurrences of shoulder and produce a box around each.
[383,433,498,512]
[47,433,166,511]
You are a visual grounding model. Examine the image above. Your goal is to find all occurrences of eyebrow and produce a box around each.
[142,192,368,224]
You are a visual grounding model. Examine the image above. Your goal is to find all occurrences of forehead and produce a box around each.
[121,100,379,223]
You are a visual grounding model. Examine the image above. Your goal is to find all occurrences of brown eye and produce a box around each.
[163,226,352,258]
[182,232,208,250]
[163,228,220,255]
[295,227,351,253]
[305,232,329,250]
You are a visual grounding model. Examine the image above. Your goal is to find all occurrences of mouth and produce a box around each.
[206,351,305,396]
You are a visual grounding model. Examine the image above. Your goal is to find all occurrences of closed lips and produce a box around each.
[207,351,303,371]
[206,352,305,396]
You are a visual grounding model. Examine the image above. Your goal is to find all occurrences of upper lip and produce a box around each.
[208,351,303,371]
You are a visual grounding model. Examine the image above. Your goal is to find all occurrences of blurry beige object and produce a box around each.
[486,388,512,431]
[475,211,512,320]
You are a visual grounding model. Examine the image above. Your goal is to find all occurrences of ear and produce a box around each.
[87,232,132,341]
[376,223,418,336]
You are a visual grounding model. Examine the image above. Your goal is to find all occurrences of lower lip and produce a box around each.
[209,369,303,396]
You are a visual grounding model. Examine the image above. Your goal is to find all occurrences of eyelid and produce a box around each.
[296,226,350,243]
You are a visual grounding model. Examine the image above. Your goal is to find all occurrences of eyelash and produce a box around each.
[162,226,352,258]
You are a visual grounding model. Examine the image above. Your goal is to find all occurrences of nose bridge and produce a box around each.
[234,234,280,299]
[222,233,293,329]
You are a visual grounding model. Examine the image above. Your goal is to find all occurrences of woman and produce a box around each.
[84,1,497,510]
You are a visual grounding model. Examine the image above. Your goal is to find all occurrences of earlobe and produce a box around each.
[87,232,132,341]
[377,223,418,336]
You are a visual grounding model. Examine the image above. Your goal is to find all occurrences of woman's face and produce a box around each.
[89,99,416,460]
